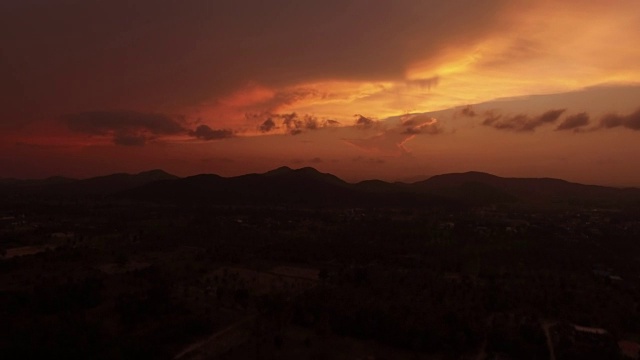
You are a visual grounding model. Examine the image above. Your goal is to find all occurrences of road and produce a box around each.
[541,320,557,360]
[174,315,256,360]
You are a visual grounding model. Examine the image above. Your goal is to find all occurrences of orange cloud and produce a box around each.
[344,114,443,155]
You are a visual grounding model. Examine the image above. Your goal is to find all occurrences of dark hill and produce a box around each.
[118,168,640,207]
[0,176,77,187]
[123,167,454,207]
[263,166,347,186]
[412,171,636,205]
[0,170,178,199]
[3,167,639,207]
[55,169,178,196]
[415,171,503,188]
[122,167,363,206]
[354,179,399,193]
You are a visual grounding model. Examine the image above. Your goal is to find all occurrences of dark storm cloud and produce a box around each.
[481,107,640,133]
[0,0,513,125]
[354,114,378,129]
[601,114,624,128]
[537,109,566,125]
[189,125,234,140]
[63,110,188,145]
[556,112,590,131]
[259,118,277,133]
[459,105,477,117]
[281,113,304,135]
[482,109,566,132]
[255,113,338,135]
[599,109,640,130]
[64,110,235,144]
[282,113,339,135]
[64,111,186,136]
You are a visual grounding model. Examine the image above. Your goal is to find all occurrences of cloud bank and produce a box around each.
[64,110,234,145]
[481,109,566,132]
[556,112,590,131]
[255,112,339,135]
[63,111,187,146]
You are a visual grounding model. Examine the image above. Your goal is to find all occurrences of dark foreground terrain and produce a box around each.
[2,168,640,359]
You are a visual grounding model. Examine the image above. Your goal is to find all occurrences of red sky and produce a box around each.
[2,0,640,186]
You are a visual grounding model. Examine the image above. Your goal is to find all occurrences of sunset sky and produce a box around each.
[2,0,640,186]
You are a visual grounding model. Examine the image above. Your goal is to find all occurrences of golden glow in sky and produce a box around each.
[2,0,640,185]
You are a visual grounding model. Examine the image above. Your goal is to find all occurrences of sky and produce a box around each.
[2,0,640,186]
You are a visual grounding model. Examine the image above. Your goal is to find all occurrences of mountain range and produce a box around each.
[2,167,639,207]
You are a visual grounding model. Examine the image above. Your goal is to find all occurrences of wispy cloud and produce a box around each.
[599,109,640,130]
[482,109,566,132]
[556,112,590,131]
[344,113,443,155]
[400,114,442,135]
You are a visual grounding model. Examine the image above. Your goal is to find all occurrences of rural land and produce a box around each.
[2,167,640,359]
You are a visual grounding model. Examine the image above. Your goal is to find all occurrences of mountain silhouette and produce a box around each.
[66,169,178,195]
[122,168,640,207]
[411,171,630,204]
[0,176,77,187]
[2,168,639,207]
[122,167,365,206]
[0,170,177,198]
